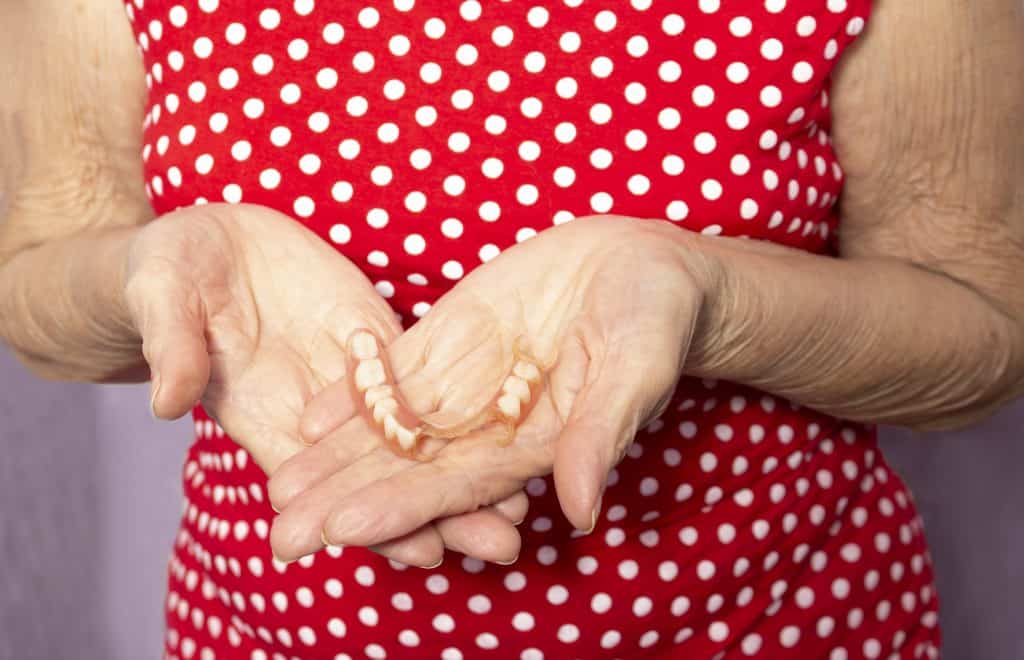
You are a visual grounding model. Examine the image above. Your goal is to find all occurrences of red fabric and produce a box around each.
[122,1,941,657]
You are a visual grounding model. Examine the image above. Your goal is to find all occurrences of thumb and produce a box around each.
[551,325,646,533]
[128,274,211,420]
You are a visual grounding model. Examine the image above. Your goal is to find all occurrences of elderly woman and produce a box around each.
[1,0,1021,658]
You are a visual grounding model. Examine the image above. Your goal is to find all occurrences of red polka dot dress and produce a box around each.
[123,1,942,658]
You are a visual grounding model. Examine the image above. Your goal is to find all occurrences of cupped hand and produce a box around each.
[268,215,716,560]
[122,203,526,566]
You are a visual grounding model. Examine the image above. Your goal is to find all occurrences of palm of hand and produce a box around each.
[127,204,400,473]
[270,215,706,558]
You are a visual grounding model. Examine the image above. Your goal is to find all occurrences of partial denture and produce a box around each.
[346,329,424,458]
[346,329,555,459]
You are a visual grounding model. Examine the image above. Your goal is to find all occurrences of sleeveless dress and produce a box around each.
[122,1,943,658]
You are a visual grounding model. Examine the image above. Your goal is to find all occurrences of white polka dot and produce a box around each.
[694,38,717,59]
[193,37,213,58]
[467,594,491,614]
[709,621,729,642]
[762,38,784,60]
[617,560,639,580]
[600,630,621,649]
[761,86,783,107]
[492,25,514,47]
[658,108,681,130]
[425,574,449,595]
[730,16,752,37]
[432,613,455,633]
[354,566,375,586]
[793,61,815,83]
[694,132,716,154]
[633,596,653,617]
[441,219,464,239]
[692,85,714,107]
[335,180,356,200]
[591,593,613,614]
[503,571,526,592]
[558,624,580,643]
[577,556,598,575]
[512,611,535,631]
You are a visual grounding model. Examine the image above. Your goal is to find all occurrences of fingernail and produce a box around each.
[421,557,444,569]
[512,517,525,526]
[495,553,519,566]
[149,374,162,419]
[584,493,603,535]
[320,529,332,547]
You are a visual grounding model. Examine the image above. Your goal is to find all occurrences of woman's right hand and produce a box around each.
[123,202,395,472]
[121,203,526,565]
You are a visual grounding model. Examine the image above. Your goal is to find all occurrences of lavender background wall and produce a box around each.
[1,344,1022,659]
[0,348,190,660]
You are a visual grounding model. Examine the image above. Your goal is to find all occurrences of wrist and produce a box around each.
[656,226,732,377]
[2,224,148,381]
[93,225,145,345]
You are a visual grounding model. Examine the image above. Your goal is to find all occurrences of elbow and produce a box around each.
[905,316,1024,433]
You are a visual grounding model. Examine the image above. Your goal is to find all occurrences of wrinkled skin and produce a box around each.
[123,203,527,566]
[269,215,714,562]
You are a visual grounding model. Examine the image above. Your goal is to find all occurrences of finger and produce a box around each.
[322,431,535,547]
[298,376,357,444]
[551,323,645,533]
[491,491,529,524]
[553,418,621,533]
[130,276,211,420]
[369,526,445,569]
[386,307,509,429]
[267,416,383,511]
[274,526,445,569]
[435,510,522,564]
[269,447,412,560]
[554,269,703,530]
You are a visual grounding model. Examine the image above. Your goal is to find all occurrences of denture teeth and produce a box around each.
[395,425,418,450]
[348,328,435,457]
[502,375,531,403]
[383,415,400,440]
[512,361,541,384]
[372,398,398,424]
[354,359,386,391]
[364,384,393,408]
[350,331,379,360]
[497,393,522,420]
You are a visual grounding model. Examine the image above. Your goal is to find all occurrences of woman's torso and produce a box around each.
[123,1,941,658]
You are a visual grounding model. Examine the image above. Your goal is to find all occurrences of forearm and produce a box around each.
[684,234,1023,431]
[0,224,146,382]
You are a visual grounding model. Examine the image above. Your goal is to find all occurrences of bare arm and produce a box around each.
[684,0,1024,430]
[0,0,151,381]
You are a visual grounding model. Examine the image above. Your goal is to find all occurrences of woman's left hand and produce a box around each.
[267,215,718,560]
